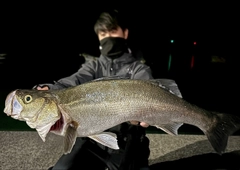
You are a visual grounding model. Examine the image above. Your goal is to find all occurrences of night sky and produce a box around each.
[1,3,239,54]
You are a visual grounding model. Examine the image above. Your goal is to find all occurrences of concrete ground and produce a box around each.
[0,131,240,170]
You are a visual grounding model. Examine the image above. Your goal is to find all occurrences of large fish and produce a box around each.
[3,77,240,155]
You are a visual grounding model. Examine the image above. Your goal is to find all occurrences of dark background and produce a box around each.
[0,3,240,169]
[0,2,239,132]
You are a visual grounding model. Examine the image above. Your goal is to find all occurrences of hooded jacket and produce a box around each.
[37,52,153,169]
[40,53,153,89]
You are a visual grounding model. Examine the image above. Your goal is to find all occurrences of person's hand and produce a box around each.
[130,121,149,128]
[140,122,149,128]
[36,86,49,90]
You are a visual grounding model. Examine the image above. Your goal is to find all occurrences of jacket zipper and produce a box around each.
[110,59,115,76]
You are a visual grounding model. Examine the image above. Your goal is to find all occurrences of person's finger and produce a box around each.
[140,122,149,128]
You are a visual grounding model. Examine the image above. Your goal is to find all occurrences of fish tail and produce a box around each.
[206,113,240,155]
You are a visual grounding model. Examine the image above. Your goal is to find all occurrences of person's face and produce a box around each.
[98,26,128,41]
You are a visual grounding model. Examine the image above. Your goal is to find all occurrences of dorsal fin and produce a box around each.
[82,76,129,85]
[148,79,182,98]
[83,77,182,98]
[92,76,129,81]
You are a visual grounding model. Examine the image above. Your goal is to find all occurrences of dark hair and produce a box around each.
[94,9,128,35]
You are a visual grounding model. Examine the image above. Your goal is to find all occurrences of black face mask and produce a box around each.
[99,37,128,59]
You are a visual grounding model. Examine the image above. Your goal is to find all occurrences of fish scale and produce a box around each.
[3,78,240,155]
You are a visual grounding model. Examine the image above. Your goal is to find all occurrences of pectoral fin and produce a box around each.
[63,121,78,154]
[88,132,119,150]
[155,122,183,135]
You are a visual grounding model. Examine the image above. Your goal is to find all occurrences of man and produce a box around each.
[36,9,153,170]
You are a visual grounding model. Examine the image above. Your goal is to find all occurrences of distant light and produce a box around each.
[170,40,174,43]
[0,54,6,59]
[193,41,197,45]
[191,56,194,69]
[0,54,6,64]
[168,54,172,71]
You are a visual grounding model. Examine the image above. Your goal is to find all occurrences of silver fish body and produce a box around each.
[3,78,240,154]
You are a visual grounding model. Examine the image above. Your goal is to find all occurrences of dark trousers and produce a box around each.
[51,135,150,170]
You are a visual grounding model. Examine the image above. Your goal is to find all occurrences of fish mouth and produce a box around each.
[4,90,24,120]
[4,90,16,116]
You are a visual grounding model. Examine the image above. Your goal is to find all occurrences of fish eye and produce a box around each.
[24,95,32,103]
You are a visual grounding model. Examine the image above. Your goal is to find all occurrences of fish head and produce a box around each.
[3,89,61,141]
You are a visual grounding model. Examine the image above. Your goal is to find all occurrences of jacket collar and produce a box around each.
[99,53,136,64]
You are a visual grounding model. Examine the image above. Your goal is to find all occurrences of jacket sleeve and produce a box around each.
[130,61,154,80]
[36,61,97,90]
